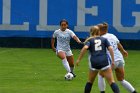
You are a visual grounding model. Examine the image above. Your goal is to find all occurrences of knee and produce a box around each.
[57,55,66,60]
[116,76,124,81]
[57,52,66,59]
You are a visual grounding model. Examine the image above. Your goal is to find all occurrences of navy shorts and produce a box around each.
[88,54,110,70]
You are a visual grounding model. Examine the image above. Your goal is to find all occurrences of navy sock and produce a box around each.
[101,91,105,93]
[84,82,93,93]
[110,83,120,93]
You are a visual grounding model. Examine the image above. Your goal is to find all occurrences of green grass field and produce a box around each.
[0,48,139,93]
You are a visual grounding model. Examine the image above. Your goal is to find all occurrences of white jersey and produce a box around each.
[102,33,124,62]
[53,29,76,51]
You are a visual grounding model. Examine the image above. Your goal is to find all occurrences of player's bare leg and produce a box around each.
[102,67,120,93]
[115,67,137,93]
[102,68,114,84]
[84,70,98,93]
[66,56,76,77]
[57,51,71,72]
[67,56,74,71]
[57,51,65,59]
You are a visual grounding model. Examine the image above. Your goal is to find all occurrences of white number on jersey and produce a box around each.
[110,41,117,50]
[95,39,102,51]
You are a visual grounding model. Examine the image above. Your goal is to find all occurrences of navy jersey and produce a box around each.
[85,37,111,69]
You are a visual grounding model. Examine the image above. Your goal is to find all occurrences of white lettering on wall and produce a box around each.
[74,0,98,32]
[0,0,29,31]
[113,0,140,33]
[0,0,139,33]
[36,0,59,31]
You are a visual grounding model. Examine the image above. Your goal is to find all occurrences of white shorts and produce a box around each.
[114,60,125,69]
[56,50,73,56]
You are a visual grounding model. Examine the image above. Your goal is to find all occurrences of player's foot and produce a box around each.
[70,72,76,78]
[100,91,105,93]
[133,91,137,93]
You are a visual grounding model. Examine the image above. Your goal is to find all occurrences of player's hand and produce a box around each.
[76,59,80,66]
[77,40,82,44]
[79,42,85,45]
[122,50,128,57]
[111,61,115,69]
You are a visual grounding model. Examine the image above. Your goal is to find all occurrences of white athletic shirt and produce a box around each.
[102,33,124,62]
[53,29,76,51]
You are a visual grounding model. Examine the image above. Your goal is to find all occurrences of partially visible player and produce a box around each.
[51,19,81,77]
[97,22,137,93]
[76,26,120,93]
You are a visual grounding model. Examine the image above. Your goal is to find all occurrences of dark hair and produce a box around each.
[60,19,68,25]
[97,22,108,31]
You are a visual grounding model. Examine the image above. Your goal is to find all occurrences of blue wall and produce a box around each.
[0,0,140,39]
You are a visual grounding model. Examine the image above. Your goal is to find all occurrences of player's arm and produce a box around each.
[51,37,56,52]
[108,46,115,68]
[70,30,82,44]
[73,35,82,44]
[118,43,128,57]
[76,45,88,66]
[105,38,115,68]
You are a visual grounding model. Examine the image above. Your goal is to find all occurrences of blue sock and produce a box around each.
[84,82,93,93]
[110,83,120,93]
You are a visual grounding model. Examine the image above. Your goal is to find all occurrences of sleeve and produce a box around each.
[105,39,111,48]
[85,41,90,47]
[69,30,76,38]
[113,35,120,44]
[52,30,57,38]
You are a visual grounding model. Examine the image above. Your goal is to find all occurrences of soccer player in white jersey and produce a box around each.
[51,19,81,77]
[76,26,120,93]
[97,22,137,93]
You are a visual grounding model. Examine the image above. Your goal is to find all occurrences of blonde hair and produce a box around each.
[84,26,100,44]
[89,26,100,36]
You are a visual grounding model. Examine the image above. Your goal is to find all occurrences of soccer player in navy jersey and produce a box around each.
[51,19,81,77]
[97,22,137,93]
[76,26,120,93]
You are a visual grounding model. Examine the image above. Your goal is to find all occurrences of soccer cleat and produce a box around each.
[70,72,76,78]
[133,91,137,93]
[101,91,105,93]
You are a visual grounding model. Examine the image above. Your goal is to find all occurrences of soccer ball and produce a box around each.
[64,72,74,80]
